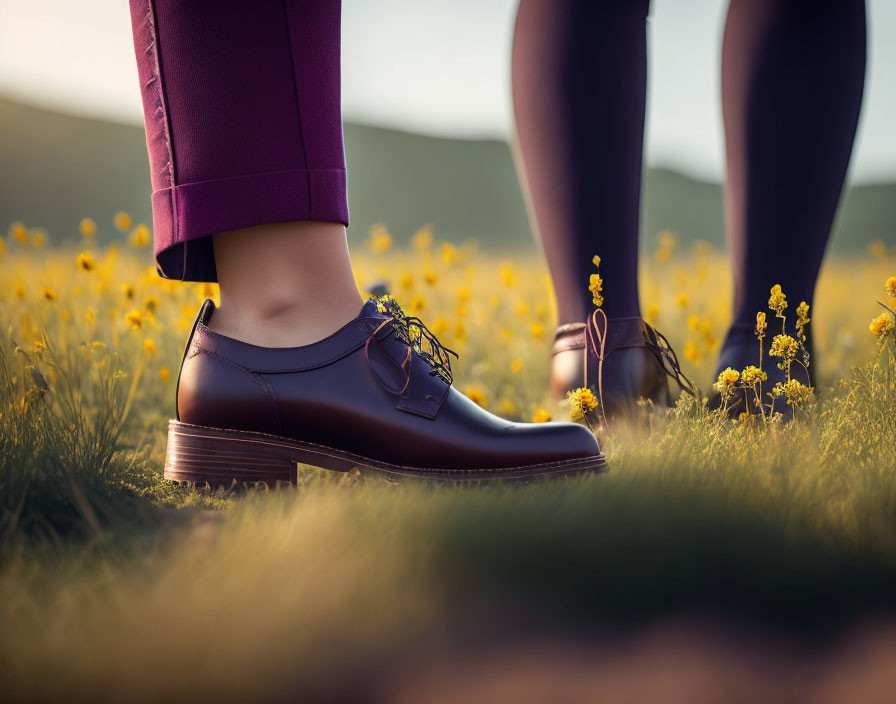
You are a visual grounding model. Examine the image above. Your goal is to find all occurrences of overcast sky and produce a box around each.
[1,0,893,181]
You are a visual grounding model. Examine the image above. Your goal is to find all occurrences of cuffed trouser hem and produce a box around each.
[152,167,348,282]
[129,0,347,283]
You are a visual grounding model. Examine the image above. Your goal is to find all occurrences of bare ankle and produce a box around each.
[206,220,363,347]
[208,294,362,348]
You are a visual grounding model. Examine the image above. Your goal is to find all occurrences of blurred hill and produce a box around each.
[1,95,893,251]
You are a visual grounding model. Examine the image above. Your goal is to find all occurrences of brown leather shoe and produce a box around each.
[166,298,606,485]
[551,311,697,417]
[550,323,588,399]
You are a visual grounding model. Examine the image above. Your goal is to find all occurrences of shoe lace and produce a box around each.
[649,324,700,399]
[586,309,700,415]
[365,296,458,394]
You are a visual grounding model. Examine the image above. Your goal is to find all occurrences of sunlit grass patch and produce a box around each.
[1,221,896,697]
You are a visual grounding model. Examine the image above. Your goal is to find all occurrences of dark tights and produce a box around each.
[513,0,866,344]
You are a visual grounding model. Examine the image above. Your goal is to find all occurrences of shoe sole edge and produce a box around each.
[164,420,607,486]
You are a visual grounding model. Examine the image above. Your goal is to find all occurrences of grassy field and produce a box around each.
[2,219,896,701]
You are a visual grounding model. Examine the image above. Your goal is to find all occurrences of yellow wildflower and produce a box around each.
[510,358,523,373]
[126,309,145,331]
[411,225,433,250]
[114,211,132,231]
[30,229,47,248]
[465,386,488,409]
[531,408,552,423]
[589,255,603,308]
[657,230,678,252]
[200,282,217,301]
[768,284,787,317]
[769,334,799,362]
[886,276,896,298]
[409,295,425,314]
[79,218,97,237]
[43,288,57,302]
[76,252,96,272]
[740,365,767,386]
[499,262,516,288]
[374,294,397,313]
[423,270,438,286]
[795,301,810,341]
[655,231,678,261]
[676,292,689,308]
[772,379,814,405]
[589,273,604,308]
[144,338,156,355]
[159,367,172,382]
[367,224,393,254]
[431,316,448,337]
[440,241,458,265]
[121,283,136,300]
[499,398,517,417]
[869,313,895,338]
[399,273,414,290]
[144,295,160,312]
[530,323,545,341]
[683,340,700,363]
[714,367,740,396]
[130,224,151,248]
[566,387,599,421]
[10,221,27,243]
[756,311,767,340]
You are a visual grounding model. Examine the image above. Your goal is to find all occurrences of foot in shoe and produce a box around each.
[551,313,696,418]
[167,297,606,485]
[709,322,813,418]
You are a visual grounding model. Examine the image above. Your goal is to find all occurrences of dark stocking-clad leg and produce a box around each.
[718,0,866,387]
[512,0,651,324]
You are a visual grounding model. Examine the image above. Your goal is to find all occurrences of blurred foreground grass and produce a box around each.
[2,221,896,700]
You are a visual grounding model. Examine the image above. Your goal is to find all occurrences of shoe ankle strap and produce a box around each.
[552,323,587,355]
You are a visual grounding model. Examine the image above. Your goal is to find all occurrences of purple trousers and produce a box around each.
[129,0,348,282]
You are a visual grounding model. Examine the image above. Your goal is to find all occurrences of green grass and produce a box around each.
[3,246,896,698]
[3,340,896,698]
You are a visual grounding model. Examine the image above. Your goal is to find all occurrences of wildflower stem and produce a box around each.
[753,385,767,427]
[758,341,764,402]
[117,353,146,435]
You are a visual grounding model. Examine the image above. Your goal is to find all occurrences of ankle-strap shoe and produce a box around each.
[551,311,698,418]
